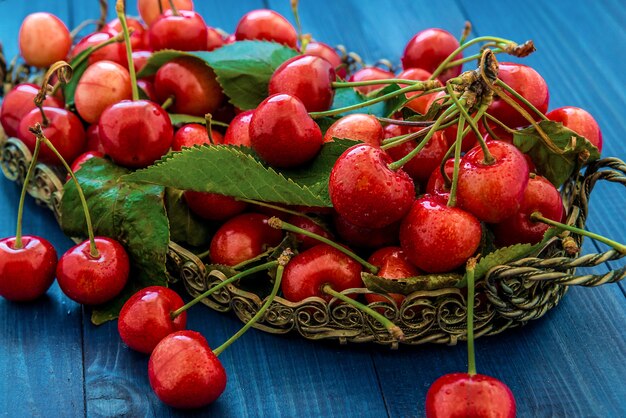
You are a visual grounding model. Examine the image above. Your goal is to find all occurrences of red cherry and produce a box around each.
[386,129,449,186]
[0,236,57,302]
[56,237,129,305]
[400,196,482,273]
[235,9,298,48]
[365,247,420,307]
[348,67,394,95]
[547,106,603,154]
[493,175,564,246]
[149,330,226,409]
[249,94,323,168]
[223,110,253,146]
[383,122,405,139]
[457,140,530,223]
[323,114,383,147]
[71,32,127,66]
[397,67,436,115]
[132,50,154,77]
[98,100,173,168]
[286,215,334,250]
[425,158,454,199]
[209,213,283,266]
[137,79,157,101]
[0,83,63,138]
[154,57,224,117]
[269,55,336,112]
[304,41,346,79]
[68,151,104,180]
[401,28,462,83]
[206,27,225,51]
[149,10,208,52]
[18,107,86,165]
[19,13,71,68]
[184,192,247,221]
[425,373,516,418]
[333,213,399,249]
[104,17,147,51]
[329,144,415,228]
[85,124,105,154]
[118,286,187,354]
[138,0,194,26]
[223,34,236,45]
[281,244,362,302]
[74,61,132,124]
[172,123,223,151]
[488,62,549,129]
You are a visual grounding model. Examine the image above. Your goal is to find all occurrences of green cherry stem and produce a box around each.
[466,257,477,376]
[484,112,518,134]
[376,117,434,127]
[235,198,310,220]
[530,212,626,255]
[116,0,139,101]
[331,78,434,89]
[495,79,548,121]
[322,284,404,341]
[204,113,215,144]
[268,217,379,274]
[447,115,465,207]
[380,126,430,151]
[459,21,472,45]
[482,113,502,139]
[290,0,305,53]
[167,0,180,16]
[35,61,73,127]
[443,48,505,69]
[14,137,43,249]
[161,95,175,110]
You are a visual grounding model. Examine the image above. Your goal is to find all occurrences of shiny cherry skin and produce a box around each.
[386,129,449,186]
[118,286,187,354]
[137,79,157,101]
[282,244,363,302]
[488,62,549,129]
[323,114,383,147]
[547,106,603,154]
[184,192,247,221]
[249,94,323,168]
[99,100,173,168]
[149,10,208,52]
[206,27,225,51]
[329,144,415,228]
[70,32,127,66]
[18,107,86,165]
[269,55,336,112]
[365,247,420,307]
[442,117,484,153]
[74,61,132,124]
[154,57,224,117]
[397,67,436,115]
[56,237,129,305]
[401,28,462,83]
[286,215,334,250]
[348,67,394,95]
[425,373,516,418]
[457,140,530,223]
[172,123,223,151]
[0,83,63,137]
[138,0,194,26]
[85,124,105,154]
[0,236,57,302]
[235,9,298,48]
[493,174,564,246]
[333,213,399,249]
[209,213,283,266]
[400,196,482,273]
[132,50,154,77]
[67,151,104,181]
[149,330,226,409]
[19,13,71,68]
[425,158,454,199]
[104,17,148,51]
[223,110,253,146]
[304,41,346,79]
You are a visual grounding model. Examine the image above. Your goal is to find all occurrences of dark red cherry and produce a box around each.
[348,67,394,95]
[304,41,346,79]
[137,79,157,101]
[172,123,223,151]
[286,215,334,250]
[71,31,127,66]
[386,129,448,186]
[365,246,420,307]
[547,106,603,154]
[85,124,105,154]
[184,191,247,221]
[333,213,399,249]
[235,9,298,48]
[223,110,253,146]
[401,28,462,83]
[206,26,225,51]
[0,83,63,138]
[397,67,436,115]
[323,114,383,147]
[149,10,208,52]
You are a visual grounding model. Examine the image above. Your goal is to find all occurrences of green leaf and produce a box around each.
[513,120,601,187]
[90,281,143,325]
[123,145,333,207]
[165,188,212,247]
[60,158,170,322]
[168,113,229,128]
[136,49,189,77]
[62,49,91,110]
[362,272,463,295]
[331,83,403,117]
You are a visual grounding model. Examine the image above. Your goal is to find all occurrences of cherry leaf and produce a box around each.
[362,272,463,295]
[165,188,212,248]
[331,84,403,117]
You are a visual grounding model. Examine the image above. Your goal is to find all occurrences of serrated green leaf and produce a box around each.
[168,113,230,128]
[165,188,212,247]
[362,272,463,295]
[513,120,601,187]
[136,49,190,77]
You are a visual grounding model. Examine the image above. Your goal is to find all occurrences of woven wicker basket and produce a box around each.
[2,135,624,348]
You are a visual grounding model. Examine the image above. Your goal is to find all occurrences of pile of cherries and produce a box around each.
[0,0,614,415]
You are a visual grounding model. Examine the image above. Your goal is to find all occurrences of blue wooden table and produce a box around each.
[1,1,625,417]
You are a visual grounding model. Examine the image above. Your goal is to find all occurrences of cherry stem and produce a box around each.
[443,48,505,69]
[290,0,305,53]
[447,115,465,207]
[466,258,477,376]
[484,113,517,134]
[482,114,501,139]
[167,0,179,16]
[459,21,472,45]
[212,251,292,357]
[65,31,127,79]
[376,117,434,127]
[322,284,404,341]
[235,198,309,220]
[194,248,210,260]
[69,19,100,40]
[14,137,43,249]
[331,79,433,89]
[530,212,626,255]
[380,126,430,151]
[161,95,175,110]
[116,0,139,101]
[157,0,163,14]
[268,217,379,274]
[97,0,108,30]
[35,61,72,128]
[30,124,99,258]
[495,79,548,121]
[171,260,280,319]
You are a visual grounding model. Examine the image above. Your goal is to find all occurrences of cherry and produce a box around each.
[70,32,127,66]
[0,236,57,302]
[269,55,336,112]
[493,174,564,246]
[105,17,147,51]
[172,123,224,151]
[364,247,420,307]
[223,110,253,146]
[329,144,415,228]
[68,151,105,180]
[304,41,346,79]
[74,60,132,124]
[397,68,436,115]
[286,215,334,250]
[235,9,298,48]
[323,114,383,147]
[149,330,226,409]
[547,106,603,154]
[85,124,105,154]
[425,158,454,199]
[348,67,394,95]
[0,83,62,138]
[154,57,224,117]
[386,129,448,186]
[132,50,154,77]
[488,62,549,129]
[19,13,71,68]
[184,192,247,221]
[333,213,399,249]
[118,286,187,354]
[400,196,481,273]
[401,28,462,83]
[209,213,283,266]
[442,118,483,153]
[425,373,516,418]
[249,94,323,168]
[457,140,530,223]
[138,0,194,26]
[149,10,208,52]
[137,79,157,101]
[56,237,130,305]
[206,27,225,51]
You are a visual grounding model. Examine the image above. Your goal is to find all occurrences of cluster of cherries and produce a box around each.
[0,0,614,415]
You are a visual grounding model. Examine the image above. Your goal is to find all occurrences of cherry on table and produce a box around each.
[401,28,462,83]
[0,83,63,138]
[323,114,384,147]
[304,41,346,79]
[234,9,298,48]
[138,0,194,26]
[148,10,208,52]
[223,110,254,147]
[348,67,394,95]
[173,123,224,151]
[19,12,71,68]
[547,106,603,154]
